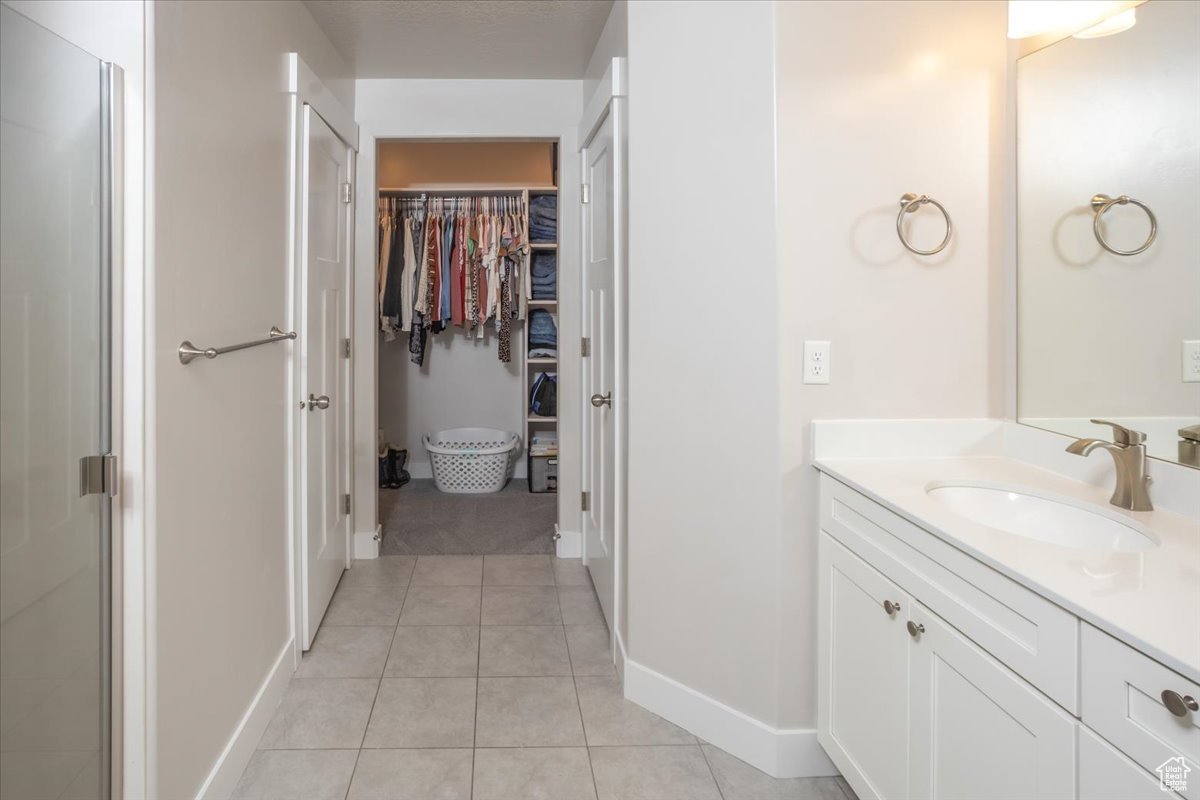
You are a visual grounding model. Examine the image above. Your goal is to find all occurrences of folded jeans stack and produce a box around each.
[531,251,556,300]
[528,308,557,359]
[530,195,557,242]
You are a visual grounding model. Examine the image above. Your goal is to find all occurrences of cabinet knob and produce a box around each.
[883,600,900,616]
[1162,689,1199,717]
[906,621,925,639]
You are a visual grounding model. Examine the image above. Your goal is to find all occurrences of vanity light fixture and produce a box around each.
[1073,8,1137,38]
[1007,1,1134,40]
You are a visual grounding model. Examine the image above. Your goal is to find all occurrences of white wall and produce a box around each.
[150,2,352,797]
[775,0,1006,729]
[626,0,782,726]
[378,332,524,478]
[353,79,583,541]
[1016,0,1200,422]
[622,0,1005,775]
[583,0,627,104]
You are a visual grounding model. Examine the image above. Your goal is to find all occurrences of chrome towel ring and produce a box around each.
[1090,194,1157,256]
[896,192,953,256]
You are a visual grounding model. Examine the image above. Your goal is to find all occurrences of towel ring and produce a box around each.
[896,193,953,256]
[1090,194,1156,256]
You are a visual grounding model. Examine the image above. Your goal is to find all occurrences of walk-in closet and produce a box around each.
[375,140,564,555]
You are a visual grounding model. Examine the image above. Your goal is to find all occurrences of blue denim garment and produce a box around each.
[528,308,557,348]
[530,195,557,242]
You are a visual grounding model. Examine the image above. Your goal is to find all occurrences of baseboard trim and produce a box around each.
[623,657,837,779]
[354,526,381,560]
[195,637,293,799]
[555,528,581,558]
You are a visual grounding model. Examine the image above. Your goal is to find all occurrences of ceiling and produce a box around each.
[304,0,614,80]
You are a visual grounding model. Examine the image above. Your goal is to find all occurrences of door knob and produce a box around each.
[906,621,925,639]
[308,393,330,411]
[591,392,612,408]
[883,600,901,616]
[1162,689,1199,717]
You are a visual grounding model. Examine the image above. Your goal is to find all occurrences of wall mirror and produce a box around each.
[1016,0,1200,468]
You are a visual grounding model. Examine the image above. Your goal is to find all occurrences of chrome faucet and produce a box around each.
[1065,419,1153,511]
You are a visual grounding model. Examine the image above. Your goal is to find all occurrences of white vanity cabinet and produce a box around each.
[818,535,912,800]
[817,473,1198,800]
[907,602,1075,800]
[819,533,1075,800]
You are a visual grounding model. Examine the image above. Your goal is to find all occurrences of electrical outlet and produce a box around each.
[1184,340,1200,383]
[804,340,831,385]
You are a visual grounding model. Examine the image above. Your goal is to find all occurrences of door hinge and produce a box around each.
[581,183,591,204]
[343,493,352,515]
[341,182,352,203]
[343,338,352,358]
[581,337,590,357]
[79,454,118,497]
[581,491,590,512]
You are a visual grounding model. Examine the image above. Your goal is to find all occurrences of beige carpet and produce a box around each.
[379,479,557,555]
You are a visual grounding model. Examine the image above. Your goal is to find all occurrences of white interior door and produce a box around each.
[582,109,616,630]
[301,105,351,649]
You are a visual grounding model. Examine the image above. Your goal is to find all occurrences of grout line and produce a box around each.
[470,584,482,799]
[698,741,727,800]
[342,577,405,798]
[562,560,601,800]
[343,749,362,800]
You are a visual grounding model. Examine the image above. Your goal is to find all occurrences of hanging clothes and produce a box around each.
[379,191,534,367]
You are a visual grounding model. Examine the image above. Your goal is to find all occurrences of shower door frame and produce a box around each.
[99,57,124,800]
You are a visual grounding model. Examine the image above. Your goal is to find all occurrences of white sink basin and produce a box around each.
[925,481,1159,552]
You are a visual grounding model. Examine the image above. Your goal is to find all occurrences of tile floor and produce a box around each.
[234,555,855,800]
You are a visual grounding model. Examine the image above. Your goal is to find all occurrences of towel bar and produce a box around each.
[178,326,296,365]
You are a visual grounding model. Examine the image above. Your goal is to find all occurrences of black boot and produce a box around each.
[378,447,391,489]
[387,448,411,488]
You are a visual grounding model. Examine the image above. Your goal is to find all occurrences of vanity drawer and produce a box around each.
[1081,624,1200,800]
[820,475,1079,713]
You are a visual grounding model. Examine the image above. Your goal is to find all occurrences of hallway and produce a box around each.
[233,555,854,799]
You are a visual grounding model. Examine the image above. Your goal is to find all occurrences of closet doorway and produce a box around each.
[374,140,566,556]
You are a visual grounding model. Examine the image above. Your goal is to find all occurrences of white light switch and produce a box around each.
[804,341,831,384]
[1184,340,1200,383]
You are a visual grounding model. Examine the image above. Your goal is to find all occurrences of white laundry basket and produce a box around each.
[423,427,520,494]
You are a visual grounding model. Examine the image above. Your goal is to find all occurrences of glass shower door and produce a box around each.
[0,5,113,799]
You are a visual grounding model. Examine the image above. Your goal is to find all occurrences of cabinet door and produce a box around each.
[818,533,911,800]
[908,603,1075,800]
[1078,726,1171,800]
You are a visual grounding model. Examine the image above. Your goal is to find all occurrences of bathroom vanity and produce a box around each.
[814,6,1200,796]
[814,438,1200,800]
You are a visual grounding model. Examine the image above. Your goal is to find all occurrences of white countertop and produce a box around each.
[814,454,1200,683]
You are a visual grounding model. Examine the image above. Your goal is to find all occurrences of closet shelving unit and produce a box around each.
[377,183,559,489]
[524,186,559,492]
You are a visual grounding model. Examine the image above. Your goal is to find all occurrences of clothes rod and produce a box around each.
[178,326,296,365]
[378,186,556,195]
